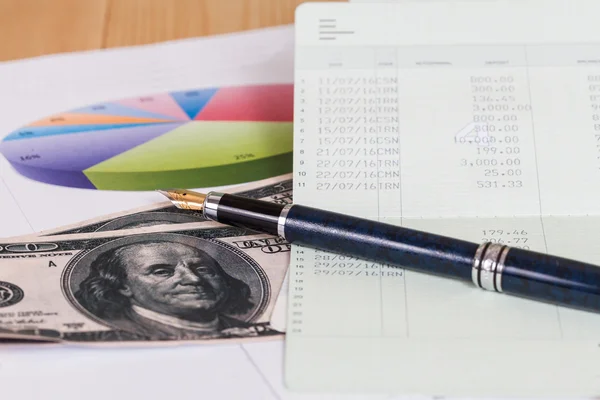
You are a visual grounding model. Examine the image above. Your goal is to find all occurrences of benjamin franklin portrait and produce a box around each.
[63,233,270,340]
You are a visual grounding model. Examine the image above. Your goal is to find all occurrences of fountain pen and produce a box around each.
[158,189,600,314]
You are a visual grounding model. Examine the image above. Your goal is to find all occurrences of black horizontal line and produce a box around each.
[318,30,355,34]
[319,24,336,28]
[319,37,336,40]
[319,18,336,22]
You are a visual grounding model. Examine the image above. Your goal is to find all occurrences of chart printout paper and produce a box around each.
[0,25,303,400]
[286,1,600,397]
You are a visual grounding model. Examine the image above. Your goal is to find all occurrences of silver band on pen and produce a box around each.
[472,242,510,293]
[277,204,293,238]
[203,192,223,220]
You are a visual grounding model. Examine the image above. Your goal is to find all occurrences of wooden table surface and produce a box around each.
[0,0,344,62]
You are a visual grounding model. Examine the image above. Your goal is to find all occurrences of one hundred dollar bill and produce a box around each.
[0,221,290,344]
[16,173,293,238]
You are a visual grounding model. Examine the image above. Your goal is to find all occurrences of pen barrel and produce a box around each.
[281,204,478,282]
[204,192,285,236]
[498,247,600,313]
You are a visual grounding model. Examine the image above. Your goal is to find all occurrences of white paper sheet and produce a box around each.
[0,25,295,235]
[286,0,600,397]
[0,25,298,400]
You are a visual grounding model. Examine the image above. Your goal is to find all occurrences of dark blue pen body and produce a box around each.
[501,248,600,313]
[283,204,478,282]
[207,193,600,314]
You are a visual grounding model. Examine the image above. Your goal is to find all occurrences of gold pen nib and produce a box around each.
[156,189,207,211]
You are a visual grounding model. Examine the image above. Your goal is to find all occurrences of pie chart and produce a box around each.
[0,83,293,190]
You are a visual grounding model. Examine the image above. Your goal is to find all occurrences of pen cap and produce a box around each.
[281,204,479,281]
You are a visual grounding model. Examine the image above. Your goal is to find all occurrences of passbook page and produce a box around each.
[286,1,600,396]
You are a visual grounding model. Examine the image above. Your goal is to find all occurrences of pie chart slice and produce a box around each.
[117,93,191,121]
[0,83,293,190]
[0,123,183,189]
[69,103,185,122]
